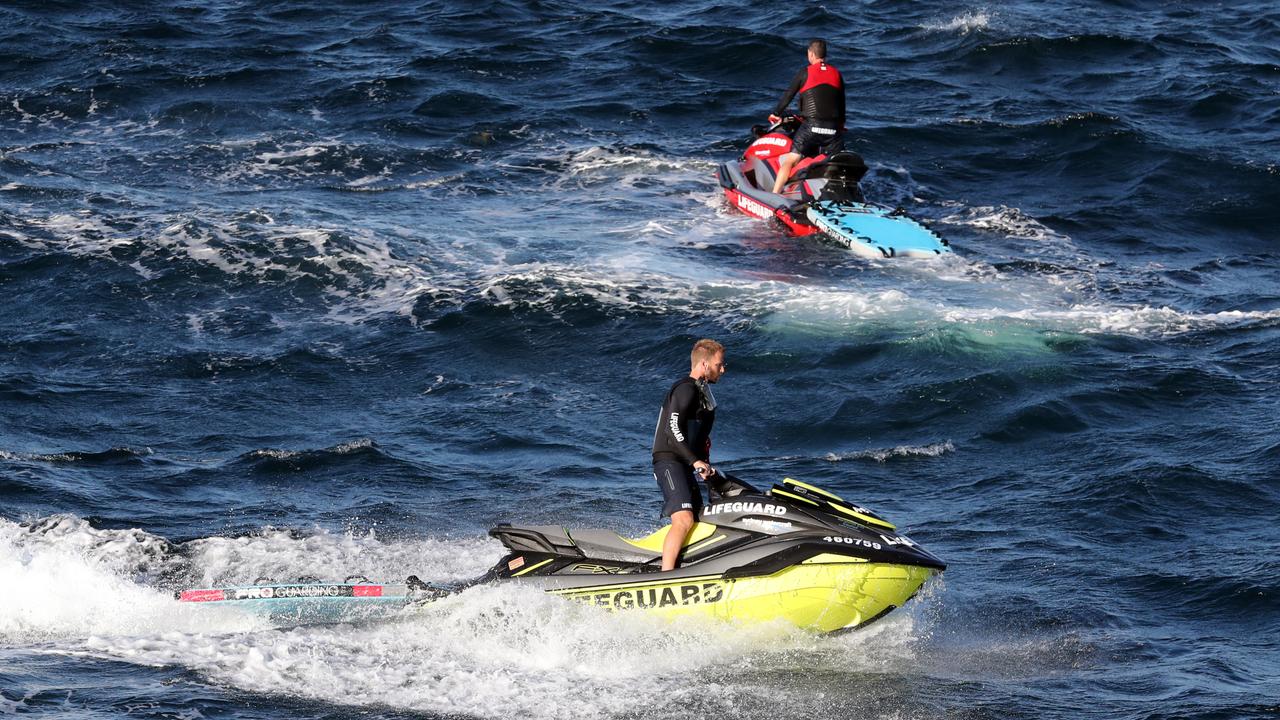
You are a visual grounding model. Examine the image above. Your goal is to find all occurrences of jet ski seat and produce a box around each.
[749,157,777,192]
[492,523,720,563]
[571,522,718,561]
[490,524,579,555]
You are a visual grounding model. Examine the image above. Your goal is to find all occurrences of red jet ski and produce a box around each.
[716,118,951,259]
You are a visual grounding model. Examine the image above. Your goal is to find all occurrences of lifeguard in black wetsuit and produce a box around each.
[768,38,847,195]
[652,338,726,571]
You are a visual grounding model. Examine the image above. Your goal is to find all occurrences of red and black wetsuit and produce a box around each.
[773,60,846,129]
[773,60,847,157]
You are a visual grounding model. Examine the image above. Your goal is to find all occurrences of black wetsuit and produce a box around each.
[652,376,717,517]
[772,60,847,157]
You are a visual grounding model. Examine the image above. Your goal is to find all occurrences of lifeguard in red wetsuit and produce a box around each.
[768,39,847,195]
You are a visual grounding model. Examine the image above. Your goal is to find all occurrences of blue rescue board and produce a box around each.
[806,201,951,259]
[176,578,449,624]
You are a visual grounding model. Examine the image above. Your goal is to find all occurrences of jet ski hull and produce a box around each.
[719,161,820,237]
[484,476,945,633]
[545,561,935,633]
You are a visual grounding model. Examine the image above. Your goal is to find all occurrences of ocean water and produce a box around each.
[2,0,1278,718]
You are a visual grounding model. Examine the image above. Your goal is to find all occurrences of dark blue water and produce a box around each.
[3,1,1278,718]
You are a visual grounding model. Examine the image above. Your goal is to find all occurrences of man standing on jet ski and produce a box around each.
[768,39,846,195]
[652,339,726,571]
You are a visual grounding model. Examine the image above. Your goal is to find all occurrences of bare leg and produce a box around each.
[661,510,695,571]
[771,152,801,195]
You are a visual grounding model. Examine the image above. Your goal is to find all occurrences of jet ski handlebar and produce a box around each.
[703,469,757,498]
[753,115,803,138]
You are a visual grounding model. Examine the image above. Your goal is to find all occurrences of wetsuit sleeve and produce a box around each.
[660,382,700,465]
[772,68,807,117]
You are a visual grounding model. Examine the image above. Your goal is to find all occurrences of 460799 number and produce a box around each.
[823,536,882,550]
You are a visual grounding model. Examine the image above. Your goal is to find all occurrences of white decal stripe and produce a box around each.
[669,412,685,442]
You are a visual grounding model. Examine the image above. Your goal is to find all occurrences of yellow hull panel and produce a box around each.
[553,562,935,634]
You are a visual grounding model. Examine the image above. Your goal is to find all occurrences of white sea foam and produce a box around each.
[12,202,1275,339]
[253,143,331,164]
[0,515,508,648]
[942,204,1071,244]
[78,587,806,719]
[552,145,719,193]
[345,169,393,188]
[240,437,377,463]
[7,134,1271,341]
[563,146,715,178]
[0,517,261,643]
[468,254,1280,339]
[940,303,1280,336]
[404,172,465,189]
[766,283,1280,338]
[825,441,957,463]
[206,137,378,187]
[184,527,499,588]
[479,262,696,313]
[13,210,451,322]
[10,99,42,124]
[924,10,992,34]
[74,581,928,719]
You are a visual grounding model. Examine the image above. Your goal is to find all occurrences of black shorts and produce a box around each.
[654,459,702,518]
[792,125,845,158]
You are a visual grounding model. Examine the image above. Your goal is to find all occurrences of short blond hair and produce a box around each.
[690,338,724,366]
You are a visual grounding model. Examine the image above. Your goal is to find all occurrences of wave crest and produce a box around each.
[825,441,957,463]
[923,11,992,34]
